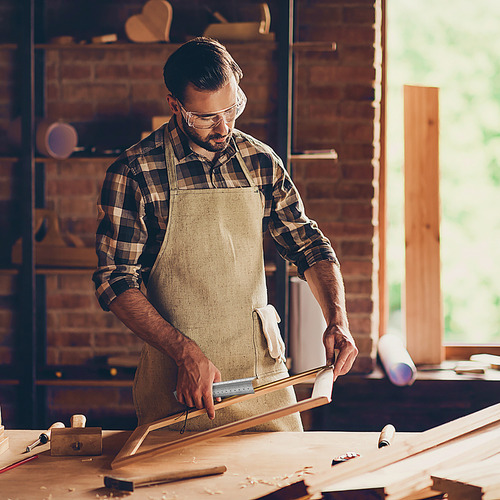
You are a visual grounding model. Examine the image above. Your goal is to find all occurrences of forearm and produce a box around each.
[109,288,221,418]
[304,260,349,328]
[108,288,194,365]
[304,260,357,377]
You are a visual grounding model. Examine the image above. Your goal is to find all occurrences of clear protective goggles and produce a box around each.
[177,86,247,129]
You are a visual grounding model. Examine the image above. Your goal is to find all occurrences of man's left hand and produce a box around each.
[323,324,358,381]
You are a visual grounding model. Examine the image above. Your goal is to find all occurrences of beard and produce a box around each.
[181,116,232,153]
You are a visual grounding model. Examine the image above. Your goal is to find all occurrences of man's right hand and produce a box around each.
[174,340,222,420]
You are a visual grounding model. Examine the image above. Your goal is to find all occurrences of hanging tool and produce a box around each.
[104,465,227,492]
[25,422,65,453]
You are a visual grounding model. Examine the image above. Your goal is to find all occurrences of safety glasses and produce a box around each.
[177,87,247,129]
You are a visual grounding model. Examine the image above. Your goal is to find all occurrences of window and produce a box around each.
[385,1,500,354]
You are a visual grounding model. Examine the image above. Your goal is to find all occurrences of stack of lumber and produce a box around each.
[0,406,8,455]
[307,402,500,499]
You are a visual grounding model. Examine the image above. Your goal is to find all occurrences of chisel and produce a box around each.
[25,422,65,453]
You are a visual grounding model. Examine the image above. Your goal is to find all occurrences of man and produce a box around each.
[93,37,357,431]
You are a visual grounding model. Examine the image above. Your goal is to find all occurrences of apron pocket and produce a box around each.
[254,304,286,364]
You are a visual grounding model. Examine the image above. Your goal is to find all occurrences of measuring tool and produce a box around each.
[174,376,255,401]
[25,422,65,453]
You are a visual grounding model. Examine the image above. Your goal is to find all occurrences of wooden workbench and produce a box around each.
[0,429,415,499]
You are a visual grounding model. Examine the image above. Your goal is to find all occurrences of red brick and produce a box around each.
[342,240,373,257]
[322,221,374,240]
[58,348,94,365]
[341,259,374,277]
[95,64,130,80]
[341,202,373,221]
[130,82,165,101]
[61,82,93,101]
[48,331,92,347]
[303,200,342,222]
[310,65,376,84]
[340,122,374,142]
[342,163,374,181]
[48,387,120,407]
[347,315,374,335]
[347,297,374,314]
[47,178,95,196]
[334,181,374,200]
[339,101,375,119]
[46,293,93,309]
[60,64,92,80]
[342,6,376,24]
[92,83,130,101]
[340,45,376,64]
[130,63,163,80]
[344,277,372,294]
[94,332,143,348]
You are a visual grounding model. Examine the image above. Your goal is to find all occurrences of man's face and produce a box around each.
[175,76,240,154]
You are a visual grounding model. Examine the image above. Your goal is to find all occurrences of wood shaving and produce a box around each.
[40,486,47,490]
[203,487,223,495]
[238,466,315,489]
[68,488,75,492]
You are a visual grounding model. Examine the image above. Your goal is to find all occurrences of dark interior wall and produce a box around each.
[0,0,382,429]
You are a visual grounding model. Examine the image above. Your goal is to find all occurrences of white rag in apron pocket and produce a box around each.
[254,304,286,363]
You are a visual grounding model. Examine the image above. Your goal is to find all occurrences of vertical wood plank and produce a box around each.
[404,85,444,364]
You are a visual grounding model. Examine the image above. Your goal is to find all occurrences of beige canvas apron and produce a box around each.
[133,129,303,432]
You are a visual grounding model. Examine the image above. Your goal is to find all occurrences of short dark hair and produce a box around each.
[163,37,243,102]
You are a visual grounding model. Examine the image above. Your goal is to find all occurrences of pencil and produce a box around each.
[0,454,39,474]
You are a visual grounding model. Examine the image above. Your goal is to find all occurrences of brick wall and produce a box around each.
[0,0,381,428]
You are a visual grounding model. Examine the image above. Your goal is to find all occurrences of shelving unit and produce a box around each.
[1,0,338,429]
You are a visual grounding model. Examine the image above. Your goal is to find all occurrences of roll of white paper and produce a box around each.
[378,333,417,386]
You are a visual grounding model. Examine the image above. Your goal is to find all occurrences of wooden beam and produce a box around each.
[403,85,444,364]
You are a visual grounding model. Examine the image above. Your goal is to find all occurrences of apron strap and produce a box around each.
[164,126,258,191]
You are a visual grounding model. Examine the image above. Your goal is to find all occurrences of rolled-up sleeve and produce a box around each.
[93,159,147,311]
[268,154,338,279]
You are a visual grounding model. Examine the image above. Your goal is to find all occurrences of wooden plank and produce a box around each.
[309,402,500,495]
[322,422,500,499]
[112,367,334,469]
[404,85,443,365]
[431,453,500,500]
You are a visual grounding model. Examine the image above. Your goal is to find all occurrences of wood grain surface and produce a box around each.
[1,429,408,499]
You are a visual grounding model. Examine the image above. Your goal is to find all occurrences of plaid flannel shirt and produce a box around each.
[93,118,337,311]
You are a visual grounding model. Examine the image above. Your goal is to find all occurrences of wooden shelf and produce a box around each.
[290,150,338,160]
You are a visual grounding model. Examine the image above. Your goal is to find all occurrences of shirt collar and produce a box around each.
[167,116,238,165]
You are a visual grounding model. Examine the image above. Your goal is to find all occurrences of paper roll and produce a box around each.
[378,333,417,386]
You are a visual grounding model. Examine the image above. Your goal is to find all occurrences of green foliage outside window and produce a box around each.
[387,0,500,342]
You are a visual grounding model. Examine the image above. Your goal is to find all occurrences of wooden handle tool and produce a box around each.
[104,465,227,492]
[378,424,396,448]
[25,422,65,452]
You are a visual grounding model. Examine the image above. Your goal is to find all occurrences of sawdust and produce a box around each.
[238,466,315,489]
